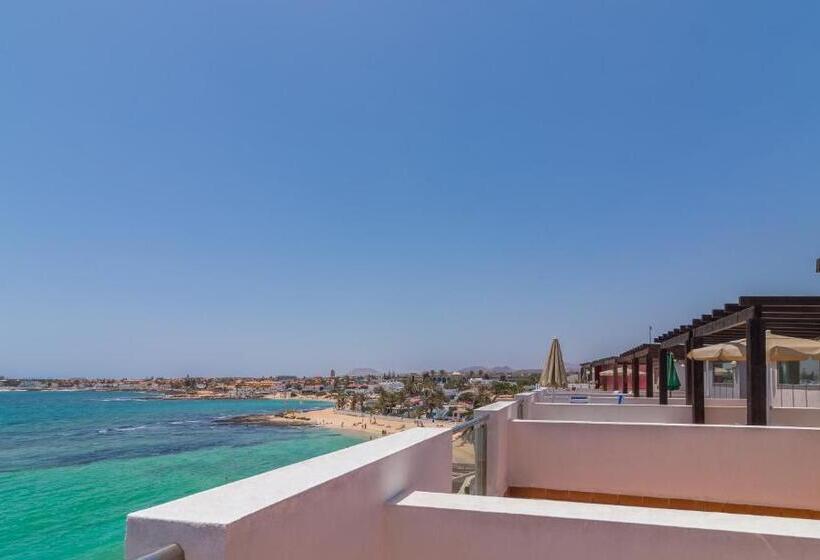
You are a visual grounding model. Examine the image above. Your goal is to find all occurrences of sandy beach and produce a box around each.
[222,407,457,438]
[302,408,454,438]
[222,408,474,462]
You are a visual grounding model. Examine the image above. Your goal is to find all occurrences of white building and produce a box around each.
[378,381,404,392]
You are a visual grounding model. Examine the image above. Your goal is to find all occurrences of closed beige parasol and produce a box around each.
[540,337,568,388]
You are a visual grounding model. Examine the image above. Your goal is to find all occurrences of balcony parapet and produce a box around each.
[387,491,820,560]
[126,428,451,560]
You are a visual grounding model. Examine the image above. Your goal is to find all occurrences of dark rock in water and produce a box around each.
[215,413,313,427]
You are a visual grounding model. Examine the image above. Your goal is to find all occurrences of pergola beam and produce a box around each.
[692,307,756,338]
[739,296,820,306]
[658,331,690,348]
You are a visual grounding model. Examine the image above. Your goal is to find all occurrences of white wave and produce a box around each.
[114,425,147,432]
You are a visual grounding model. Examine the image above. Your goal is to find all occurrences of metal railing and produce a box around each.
[776,383,819,408]
[450,414,487,496]
[133,544,184,560]
[708,382,739,399]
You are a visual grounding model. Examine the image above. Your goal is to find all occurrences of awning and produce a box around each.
[687,333,820,362]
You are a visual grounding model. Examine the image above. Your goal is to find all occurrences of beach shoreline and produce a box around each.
[224,407,455,439]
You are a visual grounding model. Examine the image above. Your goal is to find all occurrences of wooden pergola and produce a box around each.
[618,343,660,399]
[654,296,820,426]
[579,356,618,390]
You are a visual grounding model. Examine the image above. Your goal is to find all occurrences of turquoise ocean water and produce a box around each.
[0,391,364,560]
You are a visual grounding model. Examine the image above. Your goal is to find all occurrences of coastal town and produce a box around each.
[0,367,581,425]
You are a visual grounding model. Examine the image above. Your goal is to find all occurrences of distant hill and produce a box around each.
[519,364,581,373]
[458,364,581,375]
[347,368,380,376]
[458,366,514,374]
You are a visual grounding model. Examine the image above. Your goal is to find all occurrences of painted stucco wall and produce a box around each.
[704,406,820,426]
[772,406,820,427]
[530,401,820,427]
[537,392,686,405]
[704,406,747,424]
[526,402,694,423]
[387,492,820,560]
[126,428,451,560]
[508,420,820,510]
[475,399,521,497]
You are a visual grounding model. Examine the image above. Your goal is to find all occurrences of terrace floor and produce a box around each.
[507,487,820,520]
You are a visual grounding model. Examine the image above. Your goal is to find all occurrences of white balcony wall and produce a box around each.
[476,399,521,497]
[528,402,820,427]
[126,428,451,560]
[536,391,685,405]
[772,407,820,427]
[705,406,820,427]
[387,492,820,560]
[704,406,747,424]
[508,420,820,511]
[527,402,693,423]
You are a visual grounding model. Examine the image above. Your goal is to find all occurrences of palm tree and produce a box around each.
[421,386,445,416]
[473,384,494,408]
[335,391,348,410]
[375,387,397,414]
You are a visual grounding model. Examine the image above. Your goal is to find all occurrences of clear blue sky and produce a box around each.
[1,2,818,378]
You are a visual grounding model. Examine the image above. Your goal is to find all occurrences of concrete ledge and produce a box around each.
[387,491,820,560]
[527,402,693,423]
[126,428,451,560]
[772,406,820,427]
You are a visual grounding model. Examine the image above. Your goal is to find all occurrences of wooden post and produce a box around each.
[692,337,705,424]
[631,357,640,397]
[746,307,767,425]
[685,336,694,405]
[646,355,654,398]
[621,363,628,394]
[658,348,668,404]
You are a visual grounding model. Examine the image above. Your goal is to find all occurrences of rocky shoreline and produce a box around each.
[215,411,316,427]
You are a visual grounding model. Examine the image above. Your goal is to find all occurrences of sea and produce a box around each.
[0,391,365,560]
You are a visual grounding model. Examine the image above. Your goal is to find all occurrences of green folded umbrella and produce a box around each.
[666,352,681,391]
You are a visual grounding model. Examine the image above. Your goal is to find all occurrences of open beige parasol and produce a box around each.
[687,333,820,362]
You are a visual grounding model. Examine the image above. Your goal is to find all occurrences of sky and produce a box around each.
[1,1,819,378]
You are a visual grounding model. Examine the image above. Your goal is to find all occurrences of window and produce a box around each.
[777,360,820,385]
[712,362,736,385]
